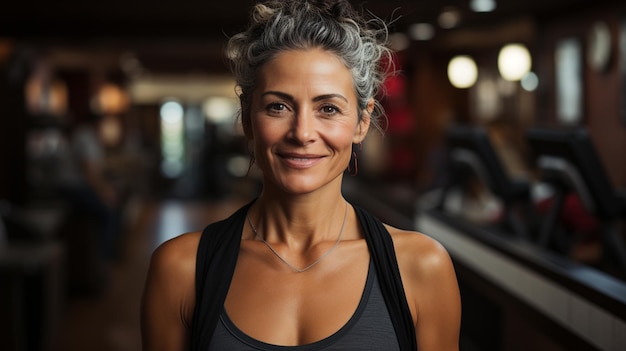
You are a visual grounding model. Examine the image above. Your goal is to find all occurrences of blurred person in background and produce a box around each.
[56,110,122,262]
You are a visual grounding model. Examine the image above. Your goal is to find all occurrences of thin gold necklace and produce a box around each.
[246,202,348,273]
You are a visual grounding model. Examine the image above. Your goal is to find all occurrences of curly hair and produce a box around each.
[226,0,393,135]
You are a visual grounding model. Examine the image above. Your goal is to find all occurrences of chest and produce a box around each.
[224,242,370,346]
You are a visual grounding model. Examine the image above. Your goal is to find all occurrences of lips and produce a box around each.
[278,152,325,169]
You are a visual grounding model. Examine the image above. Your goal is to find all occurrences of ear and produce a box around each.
[353,99,373,144]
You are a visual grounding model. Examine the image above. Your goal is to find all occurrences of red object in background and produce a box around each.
[384,73,406,98]
[536,192,600,240]
[383,69,414,134]
[386,105,414,135]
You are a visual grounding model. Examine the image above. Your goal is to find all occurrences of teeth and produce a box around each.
[288,157,310,161]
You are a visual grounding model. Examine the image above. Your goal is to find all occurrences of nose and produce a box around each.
[289,109,316,145]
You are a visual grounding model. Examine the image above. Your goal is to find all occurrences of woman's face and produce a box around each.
[248,48,370,195]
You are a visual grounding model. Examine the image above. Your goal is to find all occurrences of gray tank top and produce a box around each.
[208,260,401,350]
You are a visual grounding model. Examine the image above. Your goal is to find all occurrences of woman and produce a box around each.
[141,1,461,350]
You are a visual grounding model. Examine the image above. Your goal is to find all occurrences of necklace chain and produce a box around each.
[246,202,348,273]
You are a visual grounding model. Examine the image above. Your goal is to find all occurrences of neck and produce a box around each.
[250,190,348,246]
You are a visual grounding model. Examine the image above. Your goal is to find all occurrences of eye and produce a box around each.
[267,103,287,112]
[320,104,340,115]
[265,102,291,116]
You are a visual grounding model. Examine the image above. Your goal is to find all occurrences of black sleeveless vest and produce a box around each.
[191,200,417,351]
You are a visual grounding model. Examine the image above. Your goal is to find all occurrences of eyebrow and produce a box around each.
[261,91,349,103]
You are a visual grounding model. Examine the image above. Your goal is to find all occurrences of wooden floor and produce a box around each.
[54,194,252,351]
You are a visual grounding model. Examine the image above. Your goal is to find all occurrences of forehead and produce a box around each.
[255,48,356,98]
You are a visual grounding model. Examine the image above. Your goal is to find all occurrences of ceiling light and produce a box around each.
[521,72,539,92]
[408,23,435,41]
[160,100,184,125]
[498,43,532,81]
[448,55,478,89]
[203,96,237,123]
[470,0,497,13]
[438,7,462,29]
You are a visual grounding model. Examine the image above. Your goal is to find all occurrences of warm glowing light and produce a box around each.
[99,116,123,147]
[25,65,68,116]
[498,43,532,81]
[203,96,237,123]
[447,55,478,89]
[95,83,129,115]
[438,7,462,29]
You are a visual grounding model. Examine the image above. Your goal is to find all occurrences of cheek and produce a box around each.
[326,123,361,147]
[251,122,288,173]
[251,119,283,152]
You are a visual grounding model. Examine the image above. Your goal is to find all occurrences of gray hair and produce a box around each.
[226,0,393,135]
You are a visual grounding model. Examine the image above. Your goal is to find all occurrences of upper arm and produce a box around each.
[141,233,200,351]
[392,229,461,351]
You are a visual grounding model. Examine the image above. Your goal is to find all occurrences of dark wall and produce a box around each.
[0,46,29,205]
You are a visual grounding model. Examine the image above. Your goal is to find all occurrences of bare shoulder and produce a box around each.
[386,225,450,268]
[141,232,203,350]
[384,224,454,278]
[149,231,202,276]
[143,231,203,323]
[383,223,461,350]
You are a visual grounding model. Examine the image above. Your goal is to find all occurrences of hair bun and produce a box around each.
[309,0,358,20]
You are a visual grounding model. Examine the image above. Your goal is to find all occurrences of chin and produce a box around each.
[278,179,324,195]
[267,173,344,195]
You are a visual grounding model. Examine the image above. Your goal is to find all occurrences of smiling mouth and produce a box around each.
[278,154,324,168]
[285,156,316,161]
